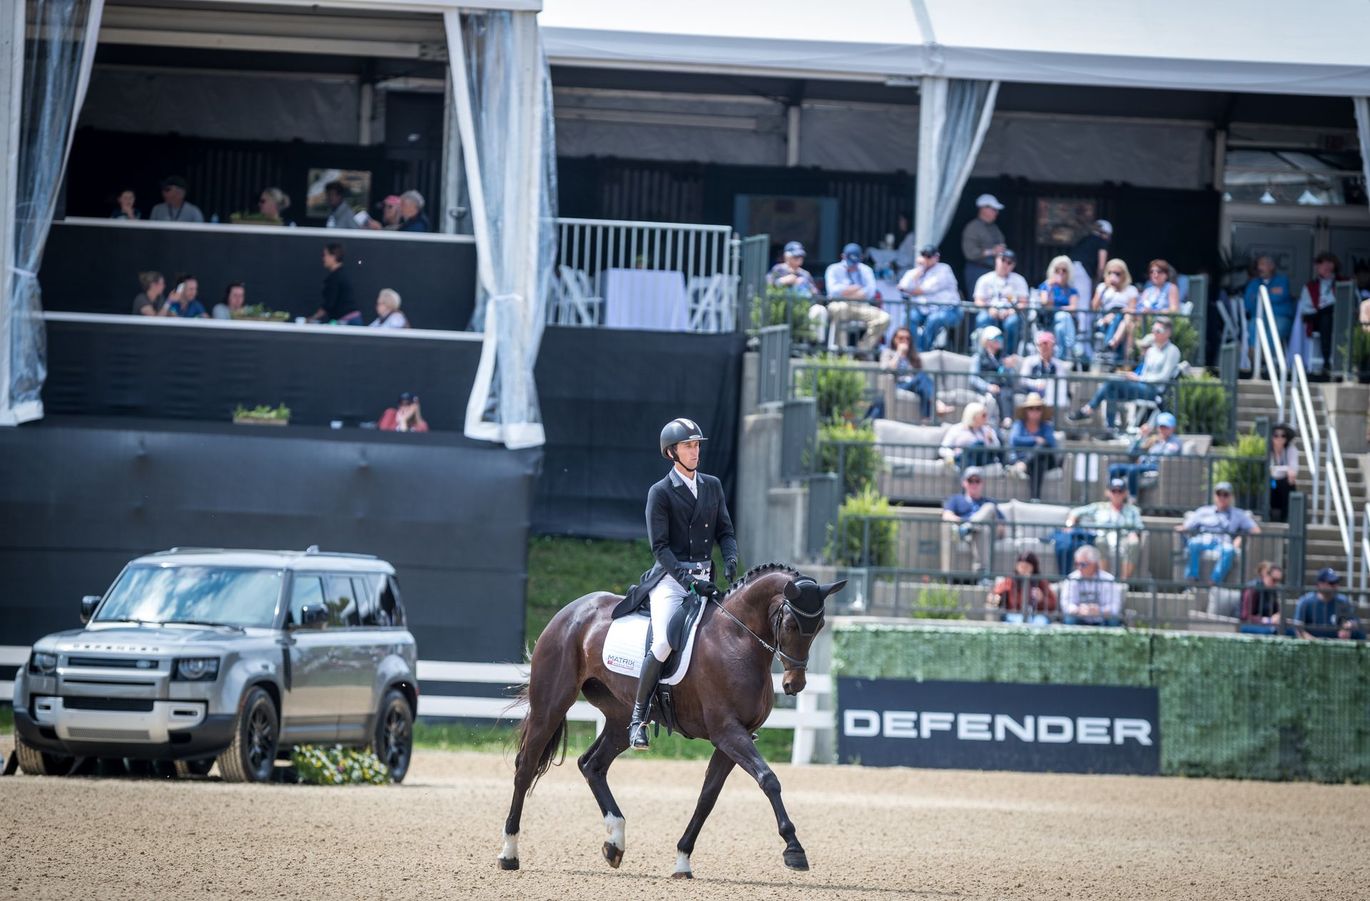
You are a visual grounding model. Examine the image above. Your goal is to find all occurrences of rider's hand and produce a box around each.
[693,579,719,599]
[724,559,738,583]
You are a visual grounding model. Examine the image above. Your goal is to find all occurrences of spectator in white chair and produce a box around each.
[821,243,889,354]
[898,244,961,353]
[370,288,410,329]
[1058,545,1125,626]
[1178,482,1260,584]
[1068,317,1181,432]
[939,401,1001,473]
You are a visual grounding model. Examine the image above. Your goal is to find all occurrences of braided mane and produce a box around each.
[725,562,806,595]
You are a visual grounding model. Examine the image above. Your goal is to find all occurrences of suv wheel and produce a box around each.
[216,687,279,783]
[173,758,215,777]
[371,688,413,783]
[13,733,75,776]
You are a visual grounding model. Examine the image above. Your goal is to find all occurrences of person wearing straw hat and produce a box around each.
[1008,393,1058,500]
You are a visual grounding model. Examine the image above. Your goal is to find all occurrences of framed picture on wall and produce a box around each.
[733,194,840,263]
[1035,198,1096,246]
[306,168,372,219]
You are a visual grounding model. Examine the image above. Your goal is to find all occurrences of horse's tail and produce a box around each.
[511,682,567,794]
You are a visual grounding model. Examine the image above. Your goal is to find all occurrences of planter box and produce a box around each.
[232,416,289,427]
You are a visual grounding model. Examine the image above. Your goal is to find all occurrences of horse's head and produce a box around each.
[777,576,846,696]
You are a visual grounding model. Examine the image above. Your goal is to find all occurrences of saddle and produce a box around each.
[602,593,709,738]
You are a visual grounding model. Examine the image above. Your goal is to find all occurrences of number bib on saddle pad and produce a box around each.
[602,604,706,686]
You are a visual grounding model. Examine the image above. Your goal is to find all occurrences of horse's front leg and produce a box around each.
[712,723,808,871]
[673,747,736,879]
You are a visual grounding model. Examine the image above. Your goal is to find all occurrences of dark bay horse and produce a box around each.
[499,564,845,878]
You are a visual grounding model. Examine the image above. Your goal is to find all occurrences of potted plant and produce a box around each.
[232,303,291,322]
[1352,326,1370,384]
[233,403,291,426]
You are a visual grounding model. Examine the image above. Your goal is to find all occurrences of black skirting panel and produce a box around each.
[39,220,478,331]
[0,418,539,661]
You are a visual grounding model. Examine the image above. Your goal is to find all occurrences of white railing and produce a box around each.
[0,650,833,766]
[1290,355,1321,522]
[1252,285,1287,421]
[1361,502,1370,593]
[550,217,740,333]
[1324,426,1355,577]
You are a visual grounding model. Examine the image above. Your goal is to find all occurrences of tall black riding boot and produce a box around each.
[628,654,665,751]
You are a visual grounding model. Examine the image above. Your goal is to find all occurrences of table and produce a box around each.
[602,268,689,332]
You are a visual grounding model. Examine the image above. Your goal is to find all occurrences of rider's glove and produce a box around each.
[692,578,720,599]
[724,559,738,584]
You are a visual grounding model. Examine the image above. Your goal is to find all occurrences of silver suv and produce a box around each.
[11,548,418,782]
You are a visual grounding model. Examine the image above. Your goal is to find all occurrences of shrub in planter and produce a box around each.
[1351,327,1370,382]
[1170,316,1199,363]
[914,584,965,620]
[826,485,897,567]
[1174,372,1229,442]
[290,745,391,785]
[233,403,291,425]
[751,286,815,342]
[794,354,867,421]
[816,420,880,497]
[1215,430,1269,511]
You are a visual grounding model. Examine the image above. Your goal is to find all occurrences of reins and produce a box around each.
[707,593,812,670]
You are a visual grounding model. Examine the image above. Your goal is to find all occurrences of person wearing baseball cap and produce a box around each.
[1292,568,1362,640]
[150,175,205,224]
[821,242,890,354]
[1107,411,1183,495]
[972,248,1029,354]
[379,391,428,433]
[897,243,961,352]
[1177,481,1261,584]
[941,463,1005,569]
[1055,478,1144,579]
[766,240,816,298]
[961,194,1006,288]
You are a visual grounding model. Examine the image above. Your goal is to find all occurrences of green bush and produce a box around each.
[817,420,880,496]
[290,745,391,785]
[914,584,965,620]
[1171,316,1199,362]
[1351,327,1370,369]
[825,485,897,567]
[1215,430,1268,510]
[750,286,815,342]
[794,354,867,421]
[1174,371,1230,442]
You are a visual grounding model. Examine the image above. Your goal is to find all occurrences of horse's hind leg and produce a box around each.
[672,747,736,879]
[578,685,631,868]
[712,723,809,871]
[499,670,580,871]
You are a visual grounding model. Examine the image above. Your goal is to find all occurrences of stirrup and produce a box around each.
[628,720,651,750]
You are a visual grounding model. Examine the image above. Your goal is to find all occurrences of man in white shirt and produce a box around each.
[818,242,890,353]
[898,244,962,352]
[1017,330,1071,409]
[973,250,1029,354]
[1070,317,1182,429]
[1058,545,1125,626]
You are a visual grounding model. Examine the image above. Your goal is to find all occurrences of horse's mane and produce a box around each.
[725,561,805,596]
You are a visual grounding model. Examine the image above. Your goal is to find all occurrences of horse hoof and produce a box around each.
[671,871,694,880]
[602,842,624,869]
[498,857,520,871]
[783,850,809,871]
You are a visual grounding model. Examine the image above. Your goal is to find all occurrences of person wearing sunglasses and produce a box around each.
[941,466,1004,572]
[1089,258,1137,361]
[1056,479,1144,581]
[1068,317,1181,431]
[1177,482,1260,584]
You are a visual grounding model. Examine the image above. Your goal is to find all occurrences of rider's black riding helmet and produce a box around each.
[660,417,707,461]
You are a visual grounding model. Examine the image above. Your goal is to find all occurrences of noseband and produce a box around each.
[709,593,823,671]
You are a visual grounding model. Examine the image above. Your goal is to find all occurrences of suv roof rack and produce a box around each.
[302,546,379,560]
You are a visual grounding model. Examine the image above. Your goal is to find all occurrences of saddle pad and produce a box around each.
[602,608,705,687]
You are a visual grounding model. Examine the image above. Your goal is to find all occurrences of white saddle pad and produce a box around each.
[602,608,705,687]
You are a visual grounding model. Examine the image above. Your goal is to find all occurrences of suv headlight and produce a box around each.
[172,657,220,681]
[29,652,58,675]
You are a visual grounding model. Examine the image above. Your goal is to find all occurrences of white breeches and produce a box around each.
[647,575,689,662]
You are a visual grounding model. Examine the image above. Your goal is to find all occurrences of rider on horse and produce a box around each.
[628,417,739,751]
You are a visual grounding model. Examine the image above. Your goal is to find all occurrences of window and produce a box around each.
[354,575,387,627]
[324,575,360,628]
[381,575,406,627]
[288,575,326,626]
[97,565,283,629]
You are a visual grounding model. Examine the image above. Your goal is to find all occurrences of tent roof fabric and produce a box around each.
[539,0,1370,97]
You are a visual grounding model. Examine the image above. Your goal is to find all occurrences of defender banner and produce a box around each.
[838,678,1160,775]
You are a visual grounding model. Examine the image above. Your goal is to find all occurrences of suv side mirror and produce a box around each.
[299,603,329,628]
[80,595,102,624]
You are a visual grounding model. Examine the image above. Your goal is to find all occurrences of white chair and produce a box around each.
[687,273,736,333]
[553,265,602,327]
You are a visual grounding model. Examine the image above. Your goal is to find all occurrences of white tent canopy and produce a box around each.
[540,0,1370,97]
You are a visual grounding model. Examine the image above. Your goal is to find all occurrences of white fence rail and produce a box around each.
[550,217,740,333]
[1290,356,1321,522]
[1253,285,1287,421]
[1,650,833,766]
[1324,427,1355,576]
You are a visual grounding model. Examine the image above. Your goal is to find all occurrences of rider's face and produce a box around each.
[674,439,701,471]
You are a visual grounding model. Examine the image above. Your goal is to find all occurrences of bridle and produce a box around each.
[707,591,823,671]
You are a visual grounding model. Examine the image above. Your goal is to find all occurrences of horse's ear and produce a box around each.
[820,580,848,599]
[783,580,801,601]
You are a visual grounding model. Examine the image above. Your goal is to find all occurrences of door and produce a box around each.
[324,575,374,740]
[280,574,340,742]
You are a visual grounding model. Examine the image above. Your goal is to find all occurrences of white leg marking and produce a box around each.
[501,832,519,860]
[674,851,693,876]
[604,813,626,851]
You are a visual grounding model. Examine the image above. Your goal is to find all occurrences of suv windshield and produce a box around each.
[95,565,283,629]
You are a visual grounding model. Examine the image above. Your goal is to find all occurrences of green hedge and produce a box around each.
[832,623,1370,782]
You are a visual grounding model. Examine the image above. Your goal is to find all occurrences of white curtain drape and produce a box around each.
[444,10,557,450]
[1354,97,1370,212]
[914,77,999,252]
[0,0,103,426]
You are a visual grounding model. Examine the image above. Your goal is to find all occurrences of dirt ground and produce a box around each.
[1,741,1367,901]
